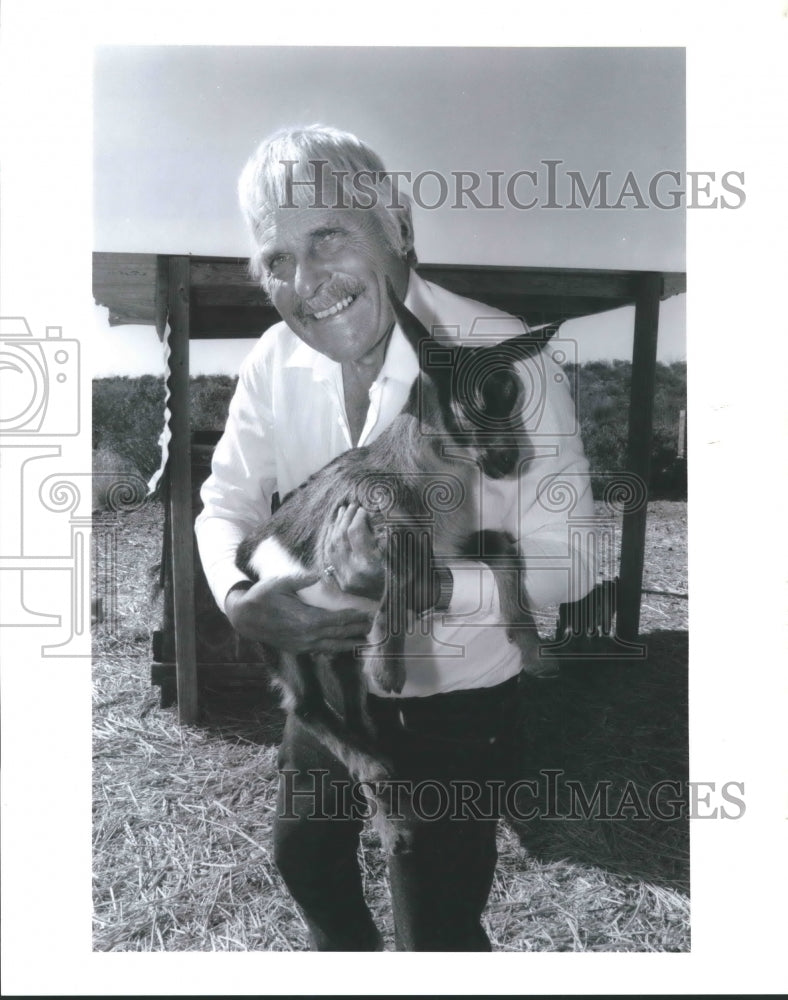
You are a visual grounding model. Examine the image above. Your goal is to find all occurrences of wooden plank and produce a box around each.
[418,263,640,303]
[167,256,199,724]
[186,299,631,338]
[662,271,687,300]
[412,291,629,326]
[189,256,683,299]
[187,294,625,338]
[151,662,273,682]
[189,304,280,338]
[189,259,641,303]
[191,284,269,308]
[617,272,663,642]
[95,253,687,334]
[190,259,254,286]
[93,252,160,326]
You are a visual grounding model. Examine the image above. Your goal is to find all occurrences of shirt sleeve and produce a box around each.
[194,349,279,613]
[515,346,597,609]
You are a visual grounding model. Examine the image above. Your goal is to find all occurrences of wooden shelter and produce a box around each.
[93,252,686,724]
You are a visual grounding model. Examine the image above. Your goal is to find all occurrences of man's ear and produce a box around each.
[398,208,415,257]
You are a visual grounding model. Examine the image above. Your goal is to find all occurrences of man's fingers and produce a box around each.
[229,568,378,653]
[347,505,378,552]
[338,503,365,550]
[325,505,351,563]
[347,504,367,537]
[334,503,354,535]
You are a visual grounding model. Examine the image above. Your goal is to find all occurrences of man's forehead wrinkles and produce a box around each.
[266,208,364,235]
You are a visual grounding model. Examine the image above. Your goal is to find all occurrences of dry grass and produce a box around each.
[92,500,689,952]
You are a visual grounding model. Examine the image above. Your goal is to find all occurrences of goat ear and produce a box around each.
[497,327,544,361]
[386,276,434,352]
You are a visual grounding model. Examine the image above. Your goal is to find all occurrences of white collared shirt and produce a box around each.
[195,272,596,696]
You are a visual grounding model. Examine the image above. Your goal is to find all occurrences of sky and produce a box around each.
[92,46,686,375]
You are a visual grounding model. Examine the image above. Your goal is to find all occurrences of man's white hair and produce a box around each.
[238,124,417,286]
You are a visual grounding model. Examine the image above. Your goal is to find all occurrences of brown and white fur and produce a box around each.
[236,281,542,850]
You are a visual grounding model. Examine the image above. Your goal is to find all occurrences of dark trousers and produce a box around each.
[272,676,520,951]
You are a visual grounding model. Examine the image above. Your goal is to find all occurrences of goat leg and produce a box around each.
[279,651,393,786]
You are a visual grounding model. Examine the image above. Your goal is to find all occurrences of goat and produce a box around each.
[235,281,542,850]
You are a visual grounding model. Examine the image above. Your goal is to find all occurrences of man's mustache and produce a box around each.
[293,278,366,320]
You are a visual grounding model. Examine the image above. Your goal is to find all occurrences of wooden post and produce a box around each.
[167,256,199,723]
[617,273,662,642]
[677,408,686,459]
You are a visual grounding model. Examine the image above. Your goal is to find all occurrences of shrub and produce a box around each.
[92,376,165,482]
[92,375,239,487]
[573,360,686,500]
[92,446,148,512]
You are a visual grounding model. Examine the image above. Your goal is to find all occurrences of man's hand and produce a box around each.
[324,503,386,600]
[225,573,374,654]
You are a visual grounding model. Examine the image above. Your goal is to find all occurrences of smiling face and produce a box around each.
[257,206,411,368]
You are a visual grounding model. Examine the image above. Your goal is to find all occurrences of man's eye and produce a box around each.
[268,254,290,272]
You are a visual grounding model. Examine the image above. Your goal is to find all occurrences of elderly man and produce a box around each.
[195,125,596,951]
